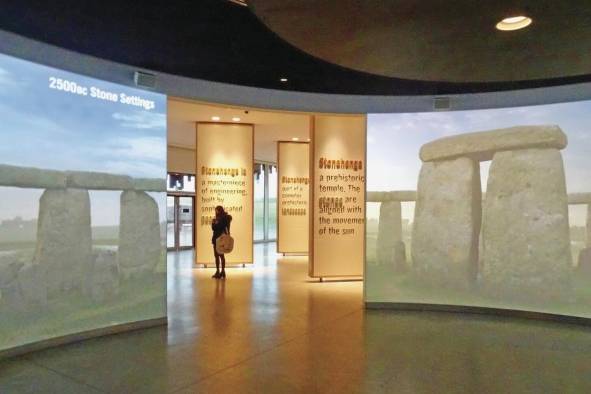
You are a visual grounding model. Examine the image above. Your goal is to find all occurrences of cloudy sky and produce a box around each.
[0,53,166,225]
[367,102,591,226]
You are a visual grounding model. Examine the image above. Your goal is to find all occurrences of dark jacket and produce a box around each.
[211,214,232,245]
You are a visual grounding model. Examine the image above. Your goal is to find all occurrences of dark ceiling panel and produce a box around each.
[0,0,589,95]
[250,0,591,83]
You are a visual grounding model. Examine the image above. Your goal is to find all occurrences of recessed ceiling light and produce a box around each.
[292,137,299,141]
[227,0,247,6]
[280,78,288,82]
[232,117,241,122]
[496,15,532,31]
[307,138,311,142]
[211,116,221,121]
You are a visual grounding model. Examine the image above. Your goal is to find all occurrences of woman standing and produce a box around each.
[211,205,232,279]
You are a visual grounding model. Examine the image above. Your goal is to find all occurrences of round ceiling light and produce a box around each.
[211,116,221,121]
[280,77,288,82]
[232,117,241,122]
[496,16,532,31]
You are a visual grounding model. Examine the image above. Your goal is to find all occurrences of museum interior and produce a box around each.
[1,1,591,393]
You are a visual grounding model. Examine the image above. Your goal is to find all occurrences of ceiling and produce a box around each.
[168,99,311,162]
[249,0,591,83]
[0,1,589,95]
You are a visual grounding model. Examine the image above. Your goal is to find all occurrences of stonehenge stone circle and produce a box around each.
[33,188,92,294]
[482,148,572,300]
[419,125,567,162]
[377,201,402,266]
[0,163,165,306]
[118,190,162,278]
[412,157,481,289]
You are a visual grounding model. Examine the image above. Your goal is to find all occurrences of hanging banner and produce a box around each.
[277,141,310,254]
[195,123,254,265]
[310,115,366,278]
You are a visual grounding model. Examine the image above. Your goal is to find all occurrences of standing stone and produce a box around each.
[34,188,92,294]
[0,253,24,288]
[482,149,572,300]
[577,248,591,278]
[84,250,119,302]
[118,191,162,278]
[412,157,481,289]
[393,241,407,272]
[17,263,47,306]
[1,281,23,309]
[587,205,591,247]
[377,201,402,266]
[0,253,24,308]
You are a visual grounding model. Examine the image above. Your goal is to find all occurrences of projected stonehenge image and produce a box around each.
[0,52,167,351]
[0,166,167,351]
[367,104,591,317]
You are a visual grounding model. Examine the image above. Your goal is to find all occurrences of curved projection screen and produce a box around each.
[0,53,167,352]
[366,101,591,318]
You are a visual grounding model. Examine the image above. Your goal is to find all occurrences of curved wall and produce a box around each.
[0,28,590,358]
[0,48,167,357]
[365,103,591,320]
[2,29,591,114]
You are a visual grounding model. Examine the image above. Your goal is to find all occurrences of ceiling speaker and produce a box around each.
[433,97,451,111]
[134,71,156,89]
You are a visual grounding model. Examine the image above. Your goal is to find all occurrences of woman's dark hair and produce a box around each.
[215,205,225,218]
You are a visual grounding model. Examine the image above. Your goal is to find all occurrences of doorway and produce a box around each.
[167,195,195,251]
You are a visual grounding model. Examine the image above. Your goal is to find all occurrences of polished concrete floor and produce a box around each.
[2,243,591,393]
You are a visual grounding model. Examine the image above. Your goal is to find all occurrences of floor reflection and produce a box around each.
[2,243,591,393]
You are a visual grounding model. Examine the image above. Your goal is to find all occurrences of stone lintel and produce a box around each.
[420,125,567,162]
[568,193,591,205]
[367,190,417,202]
[133,178,166,192]
[0,163,163,191]
[66,171,133,190]
[0,164,66,189]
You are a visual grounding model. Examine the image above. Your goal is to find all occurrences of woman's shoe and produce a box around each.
[212,271,221,279]
[220,271,226,279]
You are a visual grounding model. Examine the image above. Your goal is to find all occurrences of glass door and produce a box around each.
[178,197,194,248]
[254,162,278,243]
[167,195,195,251]
[167,196,176,249]
[254,163,266,241]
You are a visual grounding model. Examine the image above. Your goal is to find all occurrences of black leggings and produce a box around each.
[213,245,226,272]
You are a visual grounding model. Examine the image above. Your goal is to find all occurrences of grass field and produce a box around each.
[366,222,591,318]
[0,251,167,351]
